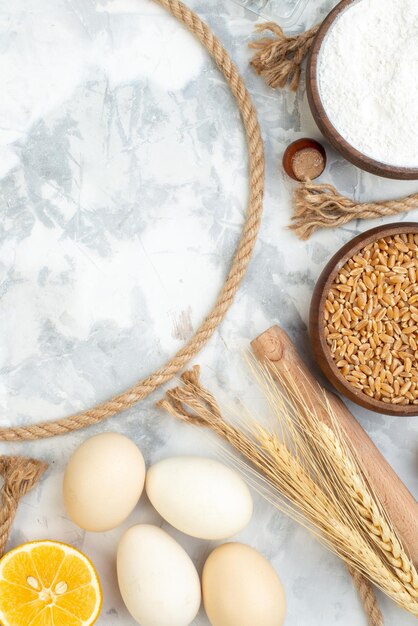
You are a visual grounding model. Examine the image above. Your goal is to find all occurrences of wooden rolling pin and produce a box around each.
[251,325,418,565]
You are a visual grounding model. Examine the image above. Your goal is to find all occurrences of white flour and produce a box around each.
[318,0,418,168]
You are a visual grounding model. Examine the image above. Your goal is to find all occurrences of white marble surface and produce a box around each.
[1,0,417,624]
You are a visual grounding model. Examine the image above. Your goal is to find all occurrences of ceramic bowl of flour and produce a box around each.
[306,0,418,180]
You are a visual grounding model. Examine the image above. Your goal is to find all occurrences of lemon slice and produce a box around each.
[0,540,102,626]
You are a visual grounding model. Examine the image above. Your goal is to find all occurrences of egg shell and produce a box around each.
[63,432,145,532]
[202,542,286,626]
[117,524,201,626]
[146,456,253,540]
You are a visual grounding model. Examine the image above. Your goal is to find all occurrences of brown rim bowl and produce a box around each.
[306,0,418,180]
[310,223,418,416]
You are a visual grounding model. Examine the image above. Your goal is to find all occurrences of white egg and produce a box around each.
[146,456,253,540]
[63,432,145,532]
[117,524,201,626]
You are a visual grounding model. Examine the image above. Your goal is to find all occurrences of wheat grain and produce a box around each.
[325,234,418,404]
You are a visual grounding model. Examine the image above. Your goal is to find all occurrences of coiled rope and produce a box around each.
[0,0,264,441]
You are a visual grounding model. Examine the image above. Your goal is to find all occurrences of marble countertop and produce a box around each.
[1,0,417,624]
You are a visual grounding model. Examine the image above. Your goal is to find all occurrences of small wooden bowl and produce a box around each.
[310,223,418,416]
[282,138,326,181]
[306,0,418,180]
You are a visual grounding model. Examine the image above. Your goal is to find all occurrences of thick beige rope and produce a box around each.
[250,23,320,91]
[158,366,384,626]
[0,456,48,556]
[0,0,264,442]
[348,565,384,626]
[291,182,418,239]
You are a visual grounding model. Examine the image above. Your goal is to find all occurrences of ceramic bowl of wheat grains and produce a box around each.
[310,224,418,416]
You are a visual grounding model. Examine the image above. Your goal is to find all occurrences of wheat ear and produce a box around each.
[158,365,418,618]
[318,420,418,600]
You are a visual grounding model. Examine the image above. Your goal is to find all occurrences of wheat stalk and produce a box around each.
[239,416,418,612]
[318,420,418,599]
[254,424,418,613]
[158,365,418,619]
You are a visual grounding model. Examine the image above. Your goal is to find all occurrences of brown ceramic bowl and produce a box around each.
[310,223,418,416]
[306,0,418,180]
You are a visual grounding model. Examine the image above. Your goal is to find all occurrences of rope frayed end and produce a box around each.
[0,456,48,557]
[289,182,418,240]
[0,456,48,500]
[249,23,320,91]
[157,365,225,432]
[290,181,356,239]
